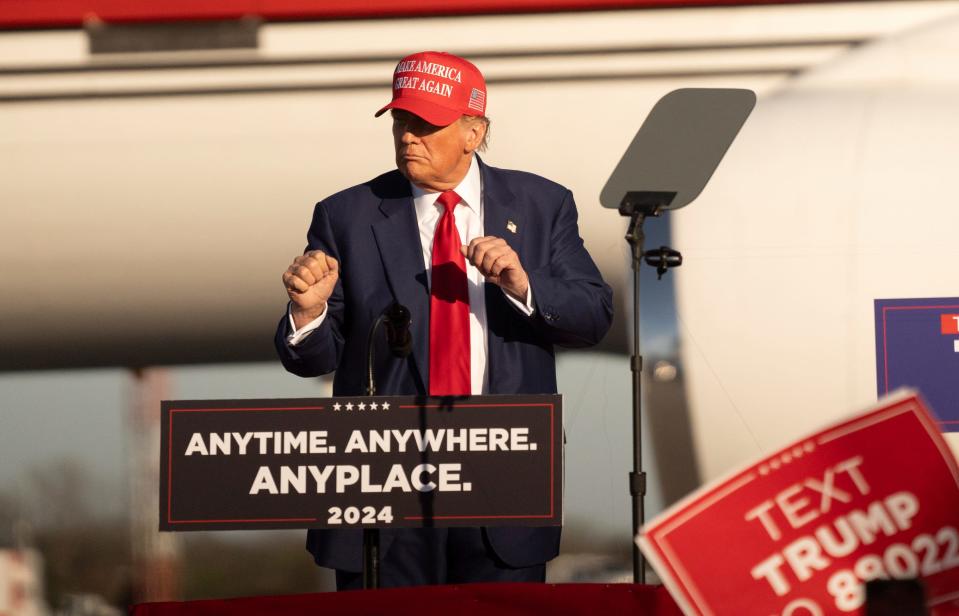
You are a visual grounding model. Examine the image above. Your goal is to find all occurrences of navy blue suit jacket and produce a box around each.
[275,158,613,571]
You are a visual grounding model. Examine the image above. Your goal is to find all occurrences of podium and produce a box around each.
[160,394,562,531]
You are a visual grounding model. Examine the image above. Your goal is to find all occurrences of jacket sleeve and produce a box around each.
[526,189,613,348]
[274,201,347,377]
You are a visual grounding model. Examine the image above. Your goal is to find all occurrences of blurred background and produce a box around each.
[3,0,959,613]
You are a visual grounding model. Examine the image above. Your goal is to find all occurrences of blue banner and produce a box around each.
[875,297,959,431]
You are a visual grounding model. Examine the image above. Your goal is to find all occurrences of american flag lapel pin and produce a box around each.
[506,220,517,234]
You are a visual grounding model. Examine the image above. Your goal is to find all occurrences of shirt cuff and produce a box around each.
[503,286,534,317]
[286,303,328,347]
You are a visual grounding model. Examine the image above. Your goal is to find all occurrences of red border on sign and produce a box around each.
[640,393,959,615]
[165,402,557,525]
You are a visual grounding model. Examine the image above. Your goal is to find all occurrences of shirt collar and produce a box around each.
[411,156,481,219]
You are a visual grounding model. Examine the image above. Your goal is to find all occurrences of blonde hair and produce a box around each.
[462,115,491,152]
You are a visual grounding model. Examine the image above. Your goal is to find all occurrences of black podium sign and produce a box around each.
[159,395,562,531]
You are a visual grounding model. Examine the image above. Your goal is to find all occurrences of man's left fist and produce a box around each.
[461,236,529,301]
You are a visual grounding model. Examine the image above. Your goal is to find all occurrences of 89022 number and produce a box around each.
[327,506,394,525]
[827,526,959,611]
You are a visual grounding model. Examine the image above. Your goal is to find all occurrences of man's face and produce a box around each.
[391,110,480,192]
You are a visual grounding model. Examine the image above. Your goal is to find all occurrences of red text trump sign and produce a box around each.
[638,390,959,615]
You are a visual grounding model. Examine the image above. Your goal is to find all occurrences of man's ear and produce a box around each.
[464,119,485,153]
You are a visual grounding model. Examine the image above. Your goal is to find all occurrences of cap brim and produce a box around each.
[374,98,463,127]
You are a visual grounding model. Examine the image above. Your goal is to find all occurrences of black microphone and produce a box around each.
[383,302,412,358]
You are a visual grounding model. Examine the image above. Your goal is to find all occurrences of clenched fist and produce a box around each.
[461,236,529,301]
[282,250,339,329]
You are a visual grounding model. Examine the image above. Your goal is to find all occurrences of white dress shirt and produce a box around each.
[287,156,533,394]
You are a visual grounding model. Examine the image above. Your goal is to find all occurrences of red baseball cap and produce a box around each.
[375,51,487,127]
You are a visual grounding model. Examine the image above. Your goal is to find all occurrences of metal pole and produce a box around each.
[625,211,648,584]
[363,316,386,589]
[362,529,380,589]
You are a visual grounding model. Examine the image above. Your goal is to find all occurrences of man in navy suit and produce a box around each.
[276,51,612,589]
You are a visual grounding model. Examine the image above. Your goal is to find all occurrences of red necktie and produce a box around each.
[429,190,471,396]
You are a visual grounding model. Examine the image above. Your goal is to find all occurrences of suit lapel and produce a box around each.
[371,191,430,393]
[479,160,525,394]
[480,160,524,257]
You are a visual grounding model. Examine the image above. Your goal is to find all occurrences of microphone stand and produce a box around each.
[362,314,387,590]
[362,303,412,589]
[366,314,388,396]
[619,191,682,584]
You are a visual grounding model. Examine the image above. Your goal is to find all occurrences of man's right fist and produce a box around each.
[282,250,339,329]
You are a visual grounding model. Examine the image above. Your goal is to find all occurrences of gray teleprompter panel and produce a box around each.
[601,88,756,211]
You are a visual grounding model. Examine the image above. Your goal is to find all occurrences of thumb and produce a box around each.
[460,245,468,257]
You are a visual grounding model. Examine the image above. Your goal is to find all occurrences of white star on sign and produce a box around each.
[381,402,391,411]
[358,402,367,411]
[333,403,342,411]
[345,402,354,411]
[370,402,379,410]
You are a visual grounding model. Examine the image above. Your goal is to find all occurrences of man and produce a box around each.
[276,50,612,589]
